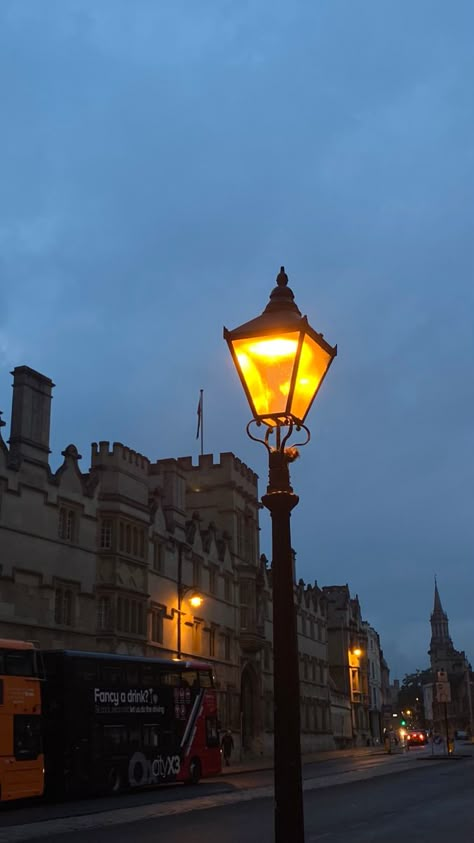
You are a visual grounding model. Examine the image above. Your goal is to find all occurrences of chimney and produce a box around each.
[9,366,55,466]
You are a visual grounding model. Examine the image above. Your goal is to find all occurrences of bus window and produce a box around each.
[125,664,140,685]
[101,665,123,686]
[0,653,5,673]
[103,725,127,753]
[73,660,97,684]
[128,726,140,751]
[143,724,160,749]
[161,672,180,687]
[6,650,35,677]
[181,671,198,688]
[198,670,213,688]
[205,716,219,748]
[141,664,158,687]
[14,715,42,760]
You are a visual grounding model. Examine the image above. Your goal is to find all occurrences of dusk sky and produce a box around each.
[0,1,473,679]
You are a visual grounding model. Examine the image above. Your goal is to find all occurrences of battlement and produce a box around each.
[176,452,259,488]
[91,441,150,475]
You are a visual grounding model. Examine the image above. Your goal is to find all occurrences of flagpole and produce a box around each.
[200,388,204,456]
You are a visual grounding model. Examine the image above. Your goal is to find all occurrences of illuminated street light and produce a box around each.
[224,267,337,843]
[189,593,203,609]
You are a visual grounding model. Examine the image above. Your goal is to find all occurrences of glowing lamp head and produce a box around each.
[353,647,362,657]
[224,267,337,427]
[189,593,203,609]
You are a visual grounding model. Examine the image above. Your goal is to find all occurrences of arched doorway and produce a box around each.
[241,663,258,751]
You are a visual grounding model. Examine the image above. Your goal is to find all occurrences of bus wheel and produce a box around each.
[107,767,122,794]
[186,758,201,785]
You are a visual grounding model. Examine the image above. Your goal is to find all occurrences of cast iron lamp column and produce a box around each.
[176,540,202,659]
[224,267,337,843]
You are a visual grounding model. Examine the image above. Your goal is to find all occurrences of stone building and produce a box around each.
[323,585,371,746]
[363,622,383,742]
[425,580,473,736]
[0,365,336,757]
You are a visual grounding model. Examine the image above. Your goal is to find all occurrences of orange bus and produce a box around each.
[0,639,44,801]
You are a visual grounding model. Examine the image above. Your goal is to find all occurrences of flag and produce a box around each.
[196,391,203,439]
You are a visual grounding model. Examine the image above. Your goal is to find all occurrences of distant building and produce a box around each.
[323,585,371,746]
[363,622,383,742]
[425,579,473,736]
[0,365,337,757]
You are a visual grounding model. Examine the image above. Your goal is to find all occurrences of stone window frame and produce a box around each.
[224,574,232,603]
[152,538,165,573]
[58,504,79,543]
[97,595,112,631]
[100,518,113,550]
[54,580,77,627]
[208,564,218,596]
[150,605,165,644]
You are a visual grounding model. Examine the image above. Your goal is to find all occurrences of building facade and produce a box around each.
[0,365,338,757]
[323,585,372,746]
[363,622,383,742]
[425,580,473,736]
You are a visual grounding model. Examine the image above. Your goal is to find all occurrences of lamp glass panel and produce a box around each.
[232,332,300,419]
[290,334,333,422]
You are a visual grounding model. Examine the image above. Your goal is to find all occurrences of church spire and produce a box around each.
[429,577,453,669]
[433,576,444,614]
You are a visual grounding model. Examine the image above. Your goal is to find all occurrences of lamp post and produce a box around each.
[176,541,202,659]
[224,267,337,843]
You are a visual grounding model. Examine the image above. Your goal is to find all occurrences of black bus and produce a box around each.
[41,650,221,796]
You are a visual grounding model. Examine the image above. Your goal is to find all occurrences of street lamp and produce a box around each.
[224,267,336,843]
[176,540,203,659]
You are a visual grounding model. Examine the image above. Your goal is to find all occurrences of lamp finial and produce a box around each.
[276,266,288,287]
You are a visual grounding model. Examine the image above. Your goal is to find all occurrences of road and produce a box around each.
[1,749,473,842]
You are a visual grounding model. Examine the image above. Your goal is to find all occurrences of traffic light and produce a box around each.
[400,719,406,726]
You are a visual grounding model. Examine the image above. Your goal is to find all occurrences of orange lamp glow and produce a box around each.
[224,267,336,426]
[353,648,362,657]
[189,593,203,609]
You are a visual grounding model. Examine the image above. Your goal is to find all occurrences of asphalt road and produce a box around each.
[2,751,473,842]
[0,750,417,827]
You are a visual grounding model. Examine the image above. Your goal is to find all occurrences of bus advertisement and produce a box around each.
[41,650,221,796]
[0,639,44,802]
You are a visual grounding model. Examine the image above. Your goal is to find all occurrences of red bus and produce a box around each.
[0,639,44,802]
[41,650,221,796]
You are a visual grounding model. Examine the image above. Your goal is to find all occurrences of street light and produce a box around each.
[176,540,203,659]
[224,267,337,843]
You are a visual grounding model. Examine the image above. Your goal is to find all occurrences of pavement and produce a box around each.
[223,744,394,775]
[223,740,474,775]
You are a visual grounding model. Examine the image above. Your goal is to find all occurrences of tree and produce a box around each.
[397,668,432,726]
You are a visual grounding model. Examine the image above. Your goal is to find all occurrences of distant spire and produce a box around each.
[433,576,444,615]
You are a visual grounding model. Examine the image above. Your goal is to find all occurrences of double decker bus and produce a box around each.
[0,639,44,802]
[41,650,221,796]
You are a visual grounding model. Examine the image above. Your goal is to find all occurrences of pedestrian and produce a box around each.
[221,729,234,767]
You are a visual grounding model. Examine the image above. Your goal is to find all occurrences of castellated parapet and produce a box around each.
[177,451,258,498]
[91,441,150,476]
